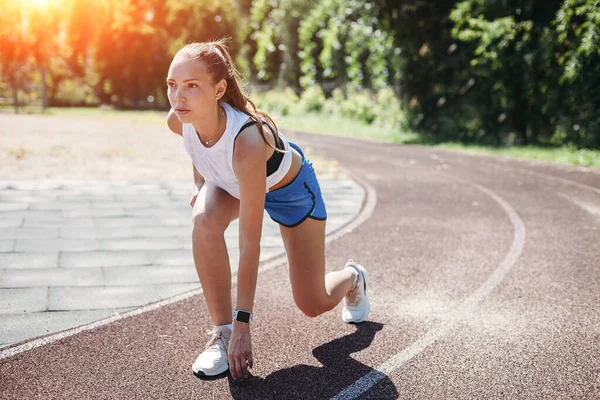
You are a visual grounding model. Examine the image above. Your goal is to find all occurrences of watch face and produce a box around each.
[236,310,251,323]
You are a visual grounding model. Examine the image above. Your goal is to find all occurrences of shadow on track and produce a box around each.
[228,321,397,399]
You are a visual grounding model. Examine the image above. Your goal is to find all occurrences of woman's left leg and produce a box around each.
[280,217,356,317]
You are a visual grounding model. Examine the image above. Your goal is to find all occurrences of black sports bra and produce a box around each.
[236,120,285,177]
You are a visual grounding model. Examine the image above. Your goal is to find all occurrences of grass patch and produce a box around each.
[437,142,600,168]
[273,113,418,144]
[275,113,600,168]
[49,107,167,125]
[0,106,167,124]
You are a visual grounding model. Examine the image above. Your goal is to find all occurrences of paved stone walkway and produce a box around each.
[0,178,364,348]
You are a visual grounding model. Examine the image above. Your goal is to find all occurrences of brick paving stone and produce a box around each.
[0,203,29,212]
[260,235,285,248]
[90,217,181,229]
[63,208,128,218]
[97,238,183,251]
[0,253,59,269]
[154,283,200,299]
[0,191,38,201]
[0,308,130,348]
[156,217,192,227]
[132,226,190,238]
[22,217,95,229]
[125,209,190,219]
[28,202,92,211]
[0,227,59,240]
[92,201,155,210]
[59,226,136,240]
[15,239,99,252]
[102,265,198,286]
[0,217,23,229]
[0,267,104,288]
[60,250,154,268]
[0,287,48,313]
[0,240,15,252]
[152,249,195,266]
[48,285,161,310]
[5,211,65,220]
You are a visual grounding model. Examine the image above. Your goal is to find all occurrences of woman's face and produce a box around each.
[166,57,224,123]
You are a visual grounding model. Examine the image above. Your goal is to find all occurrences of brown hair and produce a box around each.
[174,38,281,151]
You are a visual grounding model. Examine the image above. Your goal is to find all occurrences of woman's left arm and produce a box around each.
[229,126,267,380]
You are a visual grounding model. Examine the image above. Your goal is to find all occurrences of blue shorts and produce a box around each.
[264,142,328,228]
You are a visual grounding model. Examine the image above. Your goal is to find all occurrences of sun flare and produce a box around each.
[18,0,51,8]
[21,0,49,4]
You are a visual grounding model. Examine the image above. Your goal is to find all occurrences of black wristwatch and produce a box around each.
[232,309,253,323]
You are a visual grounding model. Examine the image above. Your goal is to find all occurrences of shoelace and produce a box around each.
[204,330,225,352]
[345,261,361,306]
[345,284,360,306]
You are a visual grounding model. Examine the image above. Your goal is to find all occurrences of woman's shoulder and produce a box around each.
[223,102,254,134]
[222,102,249,118]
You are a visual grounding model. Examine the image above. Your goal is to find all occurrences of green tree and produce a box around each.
[91,0,240,108]
[245,0,318,88]
[449,0,563,145]
[297,0,400,92]
[553,0,600,147]
[0,0,25,108]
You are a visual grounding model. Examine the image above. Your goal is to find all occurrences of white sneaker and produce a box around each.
[342,259,371,323]
[192,326,231,377]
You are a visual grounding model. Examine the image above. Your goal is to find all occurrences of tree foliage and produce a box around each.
[1,0,240,108]
[1,0,598,148]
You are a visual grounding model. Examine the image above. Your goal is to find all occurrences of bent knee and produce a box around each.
[295,298,330,318]
[192,213,228,242]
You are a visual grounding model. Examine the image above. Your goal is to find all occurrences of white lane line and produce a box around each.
[332,179,526,400]
[0,174,377,361]
[433,146,600,198]
[521,169,600,197]
[557,193,600,218]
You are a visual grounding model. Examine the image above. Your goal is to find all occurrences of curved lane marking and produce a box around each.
[557,192,600,219]
[524,169,600,197]
[0,174,377,361]
[332,178,526,400]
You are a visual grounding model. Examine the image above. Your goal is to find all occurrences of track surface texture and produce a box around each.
[2,131,600,399]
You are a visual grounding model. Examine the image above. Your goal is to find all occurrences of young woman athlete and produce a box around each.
[165,39,370,381]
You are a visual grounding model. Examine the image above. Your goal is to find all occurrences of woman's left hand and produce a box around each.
[228,324,253,380]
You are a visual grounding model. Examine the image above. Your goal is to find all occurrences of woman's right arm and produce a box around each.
[190,164,205,207]
[166,109,204,206]
[166,108,183,136]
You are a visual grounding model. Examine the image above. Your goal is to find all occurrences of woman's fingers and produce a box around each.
[229,353,241,379]
[228,355,236,379]
[229,353,251,380]
[247,351,254,369]
[228,330,252,380]
[240,353,249,378]
[229,356,240,379]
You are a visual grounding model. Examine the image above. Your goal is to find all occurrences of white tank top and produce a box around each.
[182,102,293,199]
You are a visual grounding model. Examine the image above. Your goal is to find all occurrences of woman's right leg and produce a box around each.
[191,182,239,326]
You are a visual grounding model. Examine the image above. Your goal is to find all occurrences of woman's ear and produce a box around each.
[216,79,227,99]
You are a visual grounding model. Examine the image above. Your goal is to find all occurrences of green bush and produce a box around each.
[54,80,97,106]
[323,87,345,116]
[254,85,408,132]
[374,87,405,129]
[300,85,326,113]
[338,88,377,125]
[254,88,299,117]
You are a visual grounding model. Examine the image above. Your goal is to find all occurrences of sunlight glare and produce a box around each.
[19,0,50,7]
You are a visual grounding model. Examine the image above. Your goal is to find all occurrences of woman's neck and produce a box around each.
[192,103,226,145]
